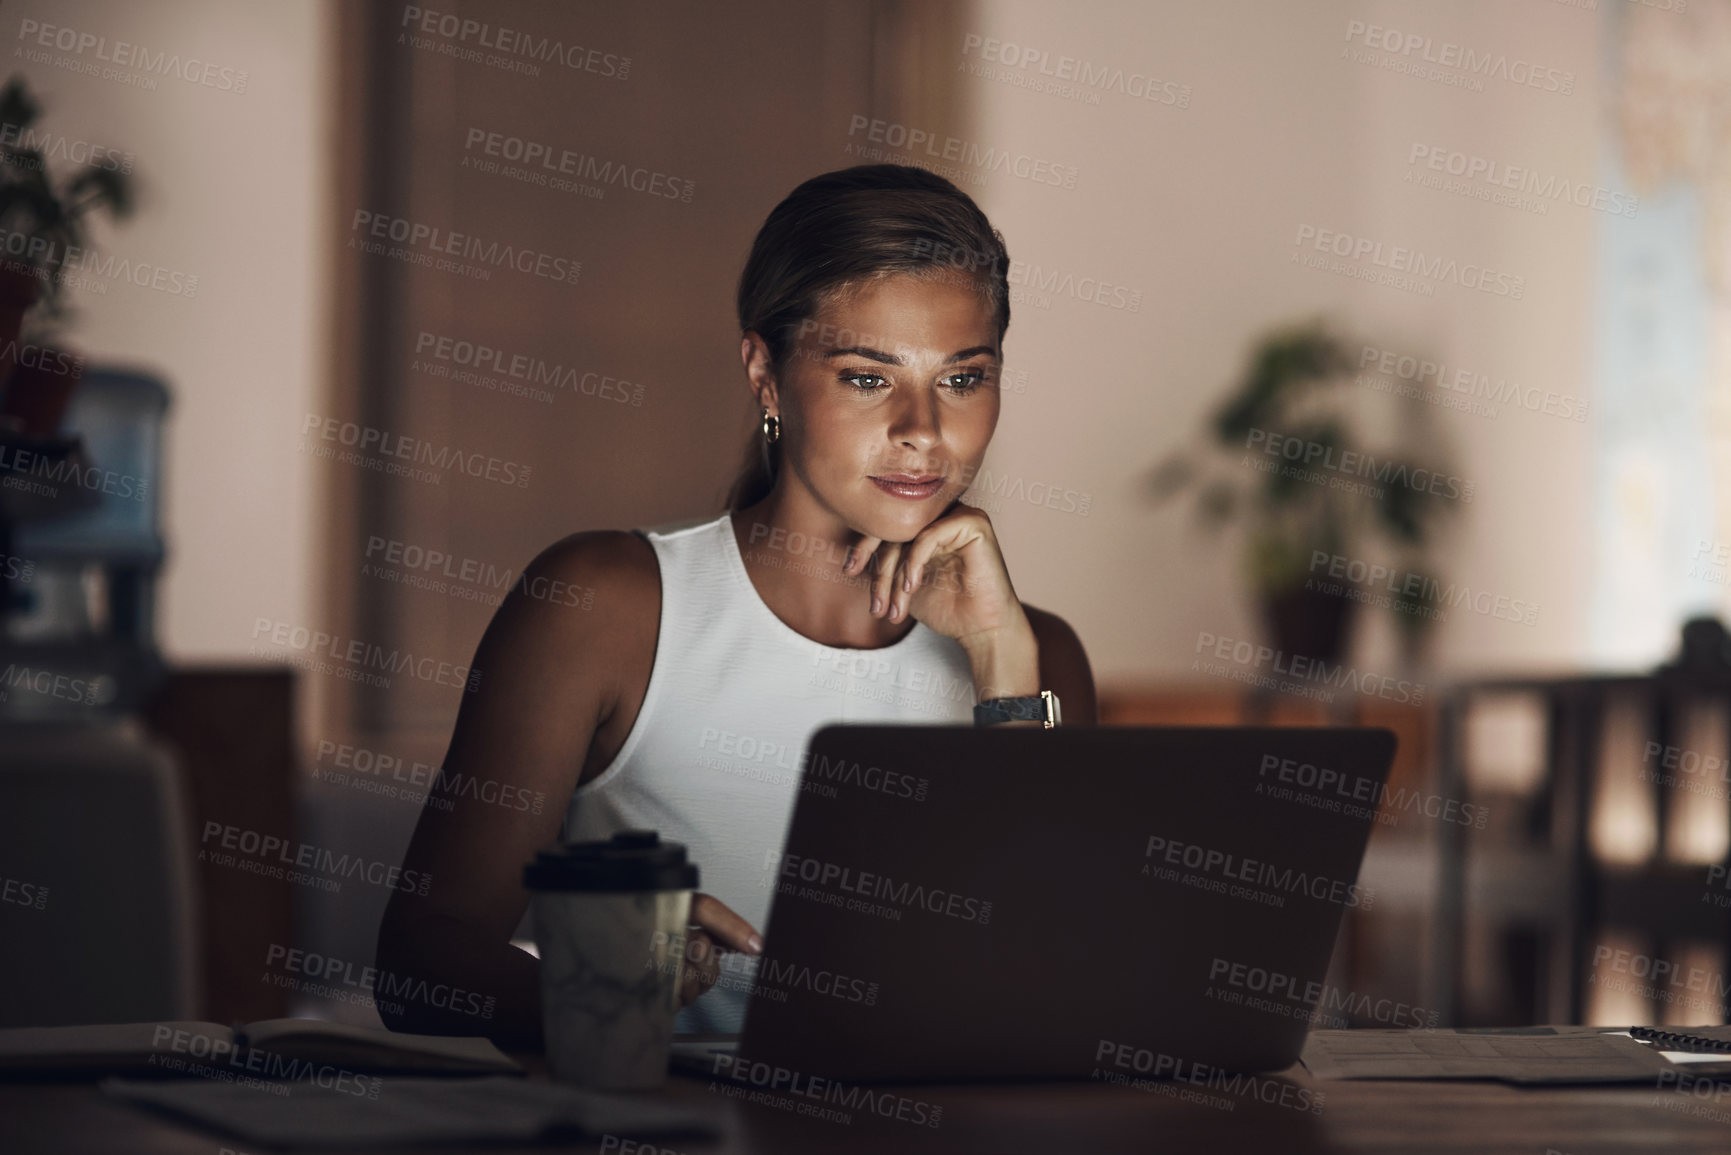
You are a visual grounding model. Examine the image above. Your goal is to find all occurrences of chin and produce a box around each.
[854,500,942,544]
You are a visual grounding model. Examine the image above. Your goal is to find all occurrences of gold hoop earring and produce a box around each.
[761,408,780,444]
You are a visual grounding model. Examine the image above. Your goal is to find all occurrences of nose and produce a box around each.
[886,385,941,454]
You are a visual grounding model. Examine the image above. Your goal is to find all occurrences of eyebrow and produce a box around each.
[822,345,999,366]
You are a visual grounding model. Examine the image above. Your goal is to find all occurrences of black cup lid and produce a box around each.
[522,830,699,892]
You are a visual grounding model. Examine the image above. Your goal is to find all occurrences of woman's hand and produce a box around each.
[843,501,1040,699]
[677,893,762,1008]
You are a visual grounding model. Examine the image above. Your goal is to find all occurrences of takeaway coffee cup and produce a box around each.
[524,830,698,1089]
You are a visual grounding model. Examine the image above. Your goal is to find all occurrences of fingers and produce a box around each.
[679,894,762,1009]
[869,541,903,619]
[843,535,881,577]
[690,892,763,956]
[899,521,957,602]
[678,929,720,1008]
[846,503,991,621]
[893,515,983,619]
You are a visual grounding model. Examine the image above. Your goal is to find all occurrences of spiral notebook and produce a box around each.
[1628,1025,1731,1054]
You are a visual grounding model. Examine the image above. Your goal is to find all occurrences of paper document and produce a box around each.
[0,1019,520,1076]
[102,1075,722,1148]
[1300,1027,1677,1084]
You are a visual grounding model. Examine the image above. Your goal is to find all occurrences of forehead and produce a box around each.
[801,272,999,357]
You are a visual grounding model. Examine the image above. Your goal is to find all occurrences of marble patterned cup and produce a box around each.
[524,830,698,1089]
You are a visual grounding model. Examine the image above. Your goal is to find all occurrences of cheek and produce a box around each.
[787,402,873,479]
[793,402,853,455]
[950,399,998,449]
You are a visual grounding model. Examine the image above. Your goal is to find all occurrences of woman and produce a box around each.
[376,164,1096,1045]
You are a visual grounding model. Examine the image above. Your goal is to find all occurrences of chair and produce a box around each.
[1431,618,1731,1025]
[0,721,199,1026]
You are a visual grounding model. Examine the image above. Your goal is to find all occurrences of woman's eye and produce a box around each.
[840,370,989,392]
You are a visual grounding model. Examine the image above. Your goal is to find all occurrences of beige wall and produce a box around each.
[960,0,1602,684]
[7,0,332,663]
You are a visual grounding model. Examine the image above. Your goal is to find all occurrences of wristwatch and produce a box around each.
[974,690,1061,728]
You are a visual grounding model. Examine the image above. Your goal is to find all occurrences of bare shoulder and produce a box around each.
[528,528,660,601]
[489,528,661,703]
[1022,603,1098,725]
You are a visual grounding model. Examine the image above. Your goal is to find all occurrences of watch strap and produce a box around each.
[973,690,1061,728]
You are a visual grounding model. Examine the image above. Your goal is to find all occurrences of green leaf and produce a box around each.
[0,77,41,135]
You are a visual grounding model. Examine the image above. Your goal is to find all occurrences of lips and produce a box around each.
[870,474,944,500]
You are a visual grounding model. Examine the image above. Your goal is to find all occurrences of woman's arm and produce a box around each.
[374,531,645,1047]
[1025,605,1099,725]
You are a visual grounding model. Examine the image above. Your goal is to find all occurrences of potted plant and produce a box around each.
[1149,320,1459,665]
[0,75,133,436]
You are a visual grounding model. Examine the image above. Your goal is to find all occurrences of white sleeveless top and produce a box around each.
[556,511,977,1031]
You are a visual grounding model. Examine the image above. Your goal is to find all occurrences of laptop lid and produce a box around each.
[734,724,1397,1082]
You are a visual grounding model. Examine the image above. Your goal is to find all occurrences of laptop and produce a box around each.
[674,723,1397,1083]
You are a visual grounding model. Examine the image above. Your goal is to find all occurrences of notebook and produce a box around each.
[0,1019,520,1077]
[101,1075,721,1148]
[1628,1025,1731,1054]
[1298,1027,1677,1083]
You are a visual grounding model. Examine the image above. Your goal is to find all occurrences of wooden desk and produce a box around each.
[3,1062,1727,1154]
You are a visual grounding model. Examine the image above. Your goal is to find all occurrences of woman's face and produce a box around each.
[764,272,1002,543]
